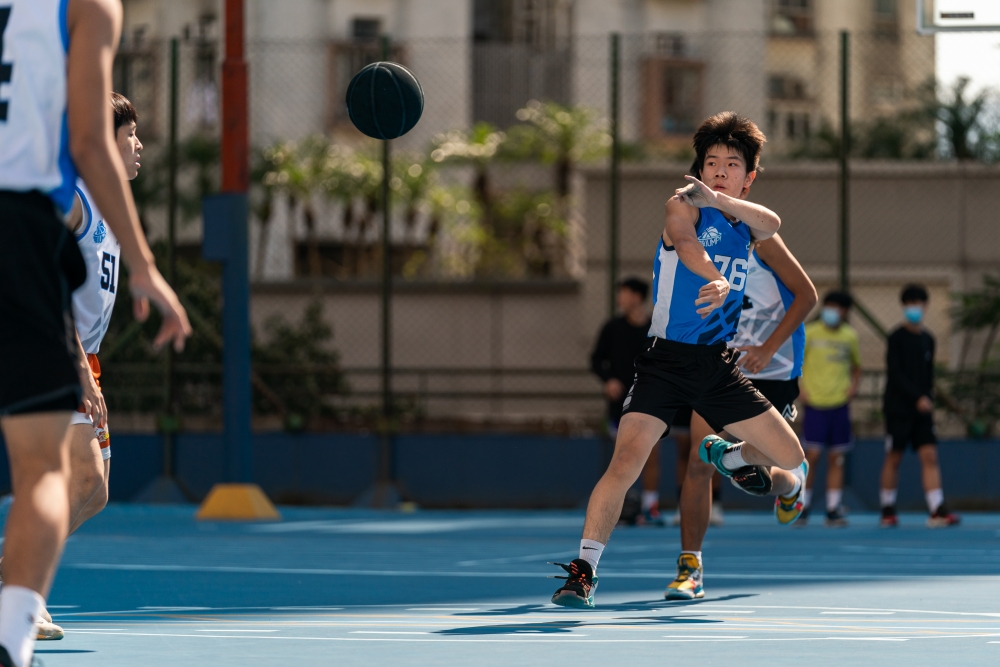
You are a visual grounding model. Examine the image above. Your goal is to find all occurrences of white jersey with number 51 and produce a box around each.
[72,180,120,354]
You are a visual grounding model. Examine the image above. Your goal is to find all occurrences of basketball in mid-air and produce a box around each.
[346,62,424,140]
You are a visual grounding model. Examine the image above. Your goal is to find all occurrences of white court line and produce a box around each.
[270,607,344,611]
[194,629,280,633]
[822,612,895,615]
[351,631,430,635]
[674,610,756,614]
[60,563,1000,582]
[406,608,479,612]
[45,606,79,609]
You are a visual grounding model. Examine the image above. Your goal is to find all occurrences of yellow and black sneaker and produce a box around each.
[664,553,704,600]
[550,559,598,609]
[774,460,809,526]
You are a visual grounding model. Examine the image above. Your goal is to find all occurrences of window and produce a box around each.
[642,59,703,139]
[768,75,807,101]
[771,0,813,36]
[873,0,898,36]
[352,18,381,42]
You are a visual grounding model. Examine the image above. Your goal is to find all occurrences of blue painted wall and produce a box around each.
[0,432,995,510]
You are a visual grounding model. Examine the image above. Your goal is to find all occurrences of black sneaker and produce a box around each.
[0,645,43,667]
[880,505,898,528]
[550,559,598,609]
[825,507,849,527]
[730,465,773,496]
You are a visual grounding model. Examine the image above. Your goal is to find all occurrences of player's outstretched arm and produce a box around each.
[736,233,817,374]
[67,0,190,351]
[675,175,780,240]
[664,197,729,318]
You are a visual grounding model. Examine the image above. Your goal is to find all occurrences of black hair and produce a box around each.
[823,290,853,309]
[111,92,137,134]
[690,111,766,179]
[619,277,649,300]
[901,284,929,304]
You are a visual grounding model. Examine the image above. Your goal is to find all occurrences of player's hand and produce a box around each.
[675,175,720,209]
[128,264,192,352]
[79,369,107,429]
[737,345,776,375]
[604,378,625,402]
[916,395,934,413]
[695,279,730,318]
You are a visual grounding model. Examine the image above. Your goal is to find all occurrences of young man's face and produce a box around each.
[116,121,142,181]
[699,144,755,199]
[617,287,644,314]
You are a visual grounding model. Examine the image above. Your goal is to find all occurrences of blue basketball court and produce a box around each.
[29,505,1000,666]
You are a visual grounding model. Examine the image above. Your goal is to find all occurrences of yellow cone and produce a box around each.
[196,483,281,521]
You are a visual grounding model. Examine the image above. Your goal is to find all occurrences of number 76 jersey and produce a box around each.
[72,180,120,354]
[648,207,753,346]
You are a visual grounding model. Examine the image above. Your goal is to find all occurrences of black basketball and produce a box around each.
[345,62,424,140]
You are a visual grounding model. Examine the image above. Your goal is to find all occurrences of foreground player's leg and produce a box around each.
[0,412,73,667]
[668,429,714,600]
[551,413,666,608]
[699,407,805,475]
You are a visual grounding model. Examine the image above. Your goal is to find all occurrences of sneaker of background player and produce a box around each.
[640,507,666,527]
[825,507,849,527]
[926,505,960,528]
[668,508,681,526]
[880,505,898,528]
[709,502,725,527]
[36,607,64,640]
[550,559,598,609]
[664,553,704,600]
[775,461,808,526]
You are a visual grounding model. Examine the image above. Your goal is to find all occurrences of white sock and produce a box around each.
[0,585,45,667]
[641,490,659,512]
[579,539,605,572]
[784,474,802,498]
[720,444,748,471]
[802,488,812,509]
[880,488,898,508]
[925,488,944,514]
[680,550,703,568]
[826,489,843,513]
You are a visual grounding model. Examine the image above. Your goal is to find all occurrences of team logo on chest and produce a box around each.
[698,226,722,247]
[93,220,107,244]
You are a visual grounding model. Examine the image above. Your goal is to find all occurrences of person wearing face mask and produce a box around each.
[798,291,861,526]
[879,285,960,528]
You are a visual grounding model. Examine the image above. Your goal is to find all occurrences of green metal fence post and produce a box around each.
[839,30,850,293]
[608,33,621,319]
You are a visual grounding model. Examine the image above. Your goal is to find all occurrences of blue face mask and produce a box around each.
[904,305,924,325]
[821,307,841,327]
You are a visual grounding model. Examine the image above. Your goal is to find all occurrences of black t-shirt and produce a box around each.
[884,326,935,417]
[590,316,652,387]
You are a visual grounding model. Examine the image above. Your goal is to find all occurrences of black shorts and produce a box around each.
[621,338,772,434]
[0,191,86,416]
[751,379,800,423]
[885,412,937,453]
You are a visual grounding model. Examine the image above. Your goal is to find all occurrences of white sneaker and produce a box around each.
[709,502,725,526]
[37,607,64,641]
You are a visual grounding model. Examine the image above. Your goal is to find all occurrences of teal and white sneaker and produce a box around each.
[550,559,598,609]
[698,435,740,478]
[775,460,809,526]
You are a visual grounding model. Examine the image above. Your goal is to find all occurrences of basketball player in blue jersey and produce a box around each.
[551,112,806,609]
[665,234,816,600]
[0,2,189,665]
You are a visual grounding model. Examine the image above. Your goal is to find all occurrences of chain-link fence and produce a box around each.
[98,28,1000,438]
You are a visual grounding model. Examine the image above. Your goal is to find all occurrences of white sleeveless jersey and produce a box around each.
[72,180,120,354]
[729,251,805,381]
[0,0,77,213]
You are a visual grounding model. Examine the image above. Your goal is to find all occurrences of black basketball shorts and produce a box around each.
[0,191,86,416]
[885,412,937,453]
[621,338,772,434]
[751,379,800,423]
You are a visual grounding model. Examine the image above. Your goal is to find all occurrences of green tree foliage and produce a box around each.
[946,275,1000,437]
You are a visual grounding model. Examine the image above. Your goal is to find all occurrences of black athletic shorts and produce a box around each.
[751,379,800,423]
[621,338,772,434]
[885,412,937,453]
[0,191,86,416]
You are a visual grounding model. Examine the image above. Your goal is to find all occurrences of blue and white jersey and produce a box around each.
[0,0,77,213]
[649,207,753,346]
[729,251,805,381]
[72,180,119,354]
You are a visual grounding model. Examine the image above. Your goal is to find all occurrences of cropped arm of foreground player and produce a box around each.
[550,112,803,610]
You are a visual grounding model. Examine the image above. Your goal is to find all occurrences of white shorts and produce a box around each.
[70,411,111,461]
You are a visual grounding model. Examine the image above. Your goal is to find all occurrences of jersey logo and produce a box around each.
[698,226,722,247]
[93,220,107,244]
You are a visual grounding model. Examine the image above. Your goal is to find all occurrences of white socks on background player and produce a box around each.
[579,539,604,572]
[0,585,45,667]
[641,491,659,513]
[880,488,944,514]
